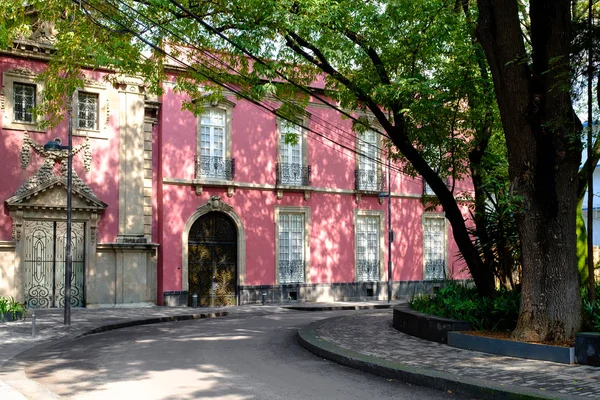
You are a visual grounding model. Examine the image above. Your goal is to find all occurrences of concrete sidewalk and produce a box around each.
[1,303,599,399]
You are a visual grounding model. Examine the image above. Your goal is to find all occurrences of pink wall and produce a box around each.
[0,56,120,243]
[157,78,473,291]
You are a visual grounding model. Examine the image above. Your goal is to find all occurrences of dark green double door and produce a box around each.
[188,212,237,306]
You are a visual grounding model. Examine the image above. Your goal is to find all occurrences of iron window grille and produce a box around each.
[279,259,305,284]
[356,259,379,282]
[77,92,99,130]
[355,169,385,192]
[276,163,311,186]
[194,156,235,180]
[425,259,446,281]
[13,82,36,123]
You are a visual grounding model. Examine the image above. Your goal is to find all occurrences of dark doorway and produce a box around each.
[188,212,238,306]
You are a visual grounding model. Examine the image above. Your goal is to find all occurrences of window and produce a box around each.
[275,206,311,284]
[356,214,381,282]
[276,116,310,187]
[423,215,446,280]
[356,130,381,191]
[2,69,45,131]
[77,92,99,130]
[195,101,234,181]
[13,83,36,123]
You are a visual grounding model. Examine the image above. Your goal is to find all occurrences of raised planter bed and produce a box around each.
[393,303,472,344]
[576,332,600,366]
[448,332,575,364]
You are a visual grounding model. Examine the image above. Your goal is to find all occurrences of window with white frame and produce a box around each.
[77,91,99,130]
[357,130,380,191]
[356,215,380,281]
[2,69,45,131]
[196,104,234,181]
[277,116,310,187]
[275,207,310,284]
[279,120,303,185]
[423,215,446,280]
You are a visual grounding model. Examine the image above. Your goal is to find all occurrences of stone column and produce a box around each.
[116,78,146,243]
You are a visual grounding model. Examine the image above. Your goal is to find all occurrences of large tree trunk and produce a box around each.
[476,0,581,341]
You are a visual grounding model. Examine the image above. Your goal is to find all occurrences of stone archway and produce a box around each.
[182,196,246,305]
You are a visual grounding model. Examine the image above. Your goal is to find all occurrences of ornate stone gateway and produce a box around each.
[23,220,85,308]
[188,212,237,307]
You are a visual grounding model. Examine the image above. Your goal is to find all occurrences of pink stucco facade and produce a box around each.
[0,51,472,307]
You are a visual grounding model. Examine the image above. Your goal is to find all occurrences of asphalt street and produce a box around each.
[17,309,471,400]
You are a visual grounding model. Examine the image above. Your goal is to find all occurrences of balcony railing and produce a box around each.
[356,259,379,282]
[276,163,311,187]
[355,169,385,192]
[195,156,235,181]
[279,259,305,284]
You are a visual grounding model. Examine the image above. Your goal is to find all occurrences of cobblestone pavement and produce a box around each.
[312,311,600,399]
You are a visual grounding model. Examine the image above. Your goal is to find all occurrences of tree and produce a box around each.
[476,0,582,341]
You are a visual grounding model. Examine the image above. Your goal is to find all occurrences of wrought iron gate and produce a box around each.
[188,212,237,306]
[23,221,86,308]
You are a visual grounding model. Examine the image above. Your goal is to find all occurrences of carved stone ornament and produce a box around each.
[5,67,36,77]
[90,213,100,245]
[227,186,235,198]
[355,193,362,204]
[16,132,98,199]
[197,196,234,215]
[11,210,24,241]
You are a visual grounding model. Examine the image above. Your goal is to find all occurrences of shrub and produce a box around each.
[0,296,26,322]
[581,284,600,333]
[409,281,520,331]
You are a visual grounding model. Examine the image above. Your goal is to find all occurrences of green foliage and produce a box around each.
[0,296,26,322]
[581,284,600,332]
[409,281,520,331]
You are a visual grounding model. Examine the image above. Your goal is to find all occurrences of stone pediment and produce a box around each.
[5,177,107,212]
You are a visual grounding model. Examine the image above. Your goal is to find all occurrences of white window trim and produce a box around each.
[422,212,448,280]
[195,99,234,180]
[72,81,109,139]
[356,129,382,192]
[1,69,46,132]
[274,206,311,284]
[354,209,385,282]
[276,113,310,186]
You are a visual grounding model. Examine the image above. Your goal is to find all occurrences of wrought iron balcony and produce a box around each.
[276,163,311,187]
[356,259,379,282]
[425,259,446,280]
[279,259,305,284]
[195,156,235,181]
[355,169,385,192]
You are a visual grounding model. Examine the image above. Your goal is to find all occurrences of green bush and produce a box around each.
[409,281,520,331]
[581,284,600,333]
[0,296,26,322]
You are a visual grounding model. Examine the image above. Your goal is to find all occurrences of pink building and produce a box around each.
[0,41,470,308]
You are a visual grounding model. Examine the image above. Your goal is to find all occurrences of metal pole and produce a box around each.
[587,0,596,304]
[65,101,73,325]
[387,156,392,303]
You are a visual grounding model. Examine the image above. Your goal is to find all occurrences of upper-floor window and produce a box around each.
[13,82,36,123]
[355,130,383,191]
[77,92,99,130]
[276,117,310,187]
[2,69,45,131]
[195,101,235,181]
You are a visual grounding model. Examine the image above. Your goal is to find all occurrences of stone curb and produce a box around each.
[283,304,391,311]
[296,317,577,400]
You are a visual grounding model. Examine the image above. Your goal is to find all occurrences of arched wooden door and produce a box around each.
[188,212,238,306]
